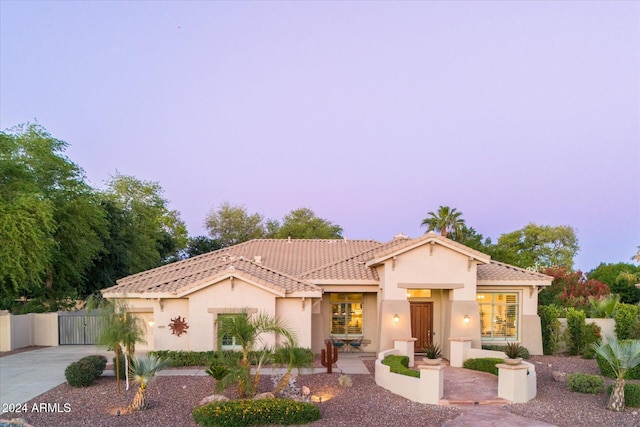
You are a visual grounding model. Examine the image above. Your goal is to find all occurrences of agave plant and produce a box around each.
[128,355,170,412]
[504,342,523,359]
[423,342,442,359]
[591,336,640,411]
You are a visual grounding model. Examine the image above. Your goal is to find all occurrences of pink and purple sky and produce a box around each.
[1,1,638,273]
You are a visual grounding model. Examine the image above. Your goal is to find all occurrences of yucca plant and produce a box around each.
[128,355,170,412]
[592,336,640,411]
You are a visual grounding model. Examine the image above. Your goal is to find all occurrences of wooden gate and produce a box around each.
[410,302,433,352]
[58,310,105,345]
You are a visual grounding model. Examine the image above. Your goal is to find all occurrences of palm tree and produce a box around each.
[128,355,170,412]
[273,345,314,395]
[215,310,296,397]
[592,336,640,411]
[86,295,146,394]
[421,206,465,237]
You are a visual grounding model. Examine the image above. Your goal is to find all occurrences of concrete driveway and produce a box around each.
[0,345,113,408]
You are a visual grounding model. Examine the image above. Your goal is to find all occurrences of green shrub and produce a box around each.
[614,304,639,340]
[595,341,640,379]
[192,398,321,426]
[79,355,107,377]
[581,322,602,359]
[462,358,503,376]
[149,350,245,367]
[539,304,563,355]
[65,360,98,387]
[381,355,420,378]
[482,344,530,359]
[567,373,604,394]
[606,382,640,407]
[566,308,586,356]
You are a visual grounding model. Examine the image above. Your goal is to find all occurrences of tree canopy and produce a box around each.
[270,208,343,239]
[205,203,266,247]
[0,124,107,309]
[589,263,640,304]
[490,223,579,270]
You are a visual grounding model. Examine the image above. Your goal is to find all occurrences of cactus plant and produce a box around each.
[320,341,338,374]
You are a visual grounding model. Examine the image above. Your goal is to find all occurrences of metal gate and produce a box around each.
[58,310,105,345]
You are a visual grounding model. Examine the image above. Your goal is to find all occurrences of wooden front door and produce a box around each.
[410,302,433,352]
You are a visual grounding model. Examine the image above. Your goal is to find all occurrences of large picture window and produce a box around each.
[330,293,363,336]
[477,292,518,341]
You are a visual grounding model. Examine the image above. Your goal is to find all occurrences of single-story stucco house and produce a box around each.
[102,232,552,358]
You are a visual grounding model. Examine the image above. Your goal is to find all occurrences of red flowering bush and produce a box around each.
[539,266,610,310]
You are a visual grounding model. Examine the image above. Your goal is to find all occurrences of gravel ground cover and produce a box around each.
[507,354,640,427]
[3,354,640,427]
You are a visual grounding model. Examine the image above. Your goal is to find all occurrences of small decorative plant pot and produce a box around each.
[422,357,442,366]
[503,357,523,366]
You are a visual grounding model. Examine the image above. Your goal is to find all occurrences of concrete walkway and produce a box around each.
[0,346,112,407]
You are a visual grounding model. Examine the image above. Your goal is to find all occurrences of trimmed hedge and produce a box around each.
[462,358,503,376]
[381,354,420,378]
[149,350,252,367]
[481,344,531,359]
[567,373,604,394]
[65,355,107,388]
[192,398,321,427]
[606,383,640,407]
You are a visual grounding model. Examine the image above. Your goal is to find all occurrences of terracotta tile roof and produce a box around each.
[478,260,553,283]
[104,257,321,296]
[302,238,413,281]
[103,236,552,297]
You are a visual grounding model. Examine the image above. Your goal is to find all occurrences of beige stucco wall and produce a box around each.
[33,313,59,347]
[379,244,478,301]
[276,297,313,348]
[0,312,59,351]
[0,312,12,351]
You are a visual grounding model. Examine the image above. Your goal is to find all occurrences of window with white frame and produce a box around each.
[217,313,243,350]
[477,292,518,341]
[330,293,363,336]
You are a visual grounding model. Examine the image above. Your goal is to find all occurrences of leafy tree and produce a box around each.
[104,174,188,273]
[420,206,465,237]
[538,266,610,309]
[589,263,640,304]
[491,223,579,269]
[183,235,222,258]
[592,336,640,411]
[205,203,266,247]
[270,208,343,239]
[448,225,492,252]
[0,123,107,310]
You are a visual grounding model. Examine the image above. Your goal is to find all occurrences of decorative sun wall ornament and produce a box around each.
[169,316,189,337]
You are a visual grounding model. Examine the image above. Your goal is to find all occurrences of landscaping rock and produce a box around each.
[198,394,229,406]
[552,371,567,382]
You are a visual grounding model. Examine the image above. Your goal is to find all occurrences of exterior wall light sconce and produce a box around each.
[463,315,470,325]
[393,314,399,324]
[148,320,155,327]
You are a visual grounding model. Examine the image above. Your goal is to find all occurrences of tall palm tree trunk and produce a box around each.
[608,379,626,411]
